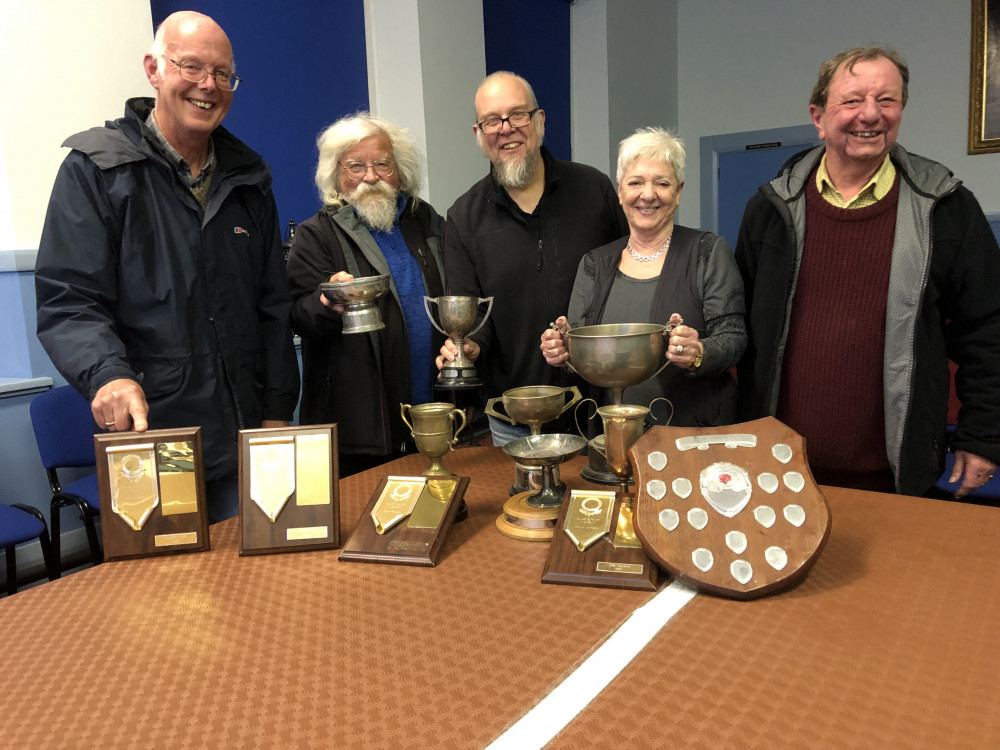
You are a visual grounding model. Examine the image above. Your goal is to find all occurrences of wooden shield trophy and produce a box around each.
[630,417,832,599]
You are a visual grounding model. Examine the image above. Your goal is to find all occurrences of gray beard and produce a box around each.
[348,182,398,232]
[492,147,540,190]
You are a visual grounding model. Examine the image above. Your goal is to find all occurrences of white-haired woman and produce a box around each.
[540,127,746,426]
[287,113,446,476]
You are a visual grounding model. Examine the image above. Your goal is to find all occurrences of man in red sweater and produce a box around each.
[735,47,1000,500]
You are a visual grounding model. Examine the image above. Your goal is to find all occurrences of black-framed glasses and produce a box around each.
[340,160,396,179]
[167,58,241,92]
[477,108,540,135]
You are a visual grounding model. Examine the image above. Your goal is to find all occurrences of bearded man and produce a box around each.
[441,72,628,445]
[286,114,446,477]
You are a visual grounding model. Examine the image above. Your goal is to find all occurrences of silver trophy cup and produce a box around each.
[424,295,494,389]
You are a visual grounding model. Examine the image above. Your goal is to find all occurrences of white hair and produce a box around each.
[617,127,686,185]
[315,113,423,208]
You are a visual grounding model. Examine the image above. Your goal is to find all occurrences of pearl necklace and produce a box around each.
[626,234,671,262]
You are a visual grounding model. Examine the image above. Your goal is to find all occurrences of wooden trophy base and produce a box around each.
[340,474,470,566]
[495,491,559,541]
[542,491,658,591]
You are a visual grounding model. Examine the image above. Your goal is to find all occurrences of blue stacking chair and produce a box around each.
[1,503,56,596]
[29,386,103,575]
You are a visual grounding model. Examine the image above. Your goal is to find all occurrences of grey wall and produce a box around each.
[676,0,1000,225]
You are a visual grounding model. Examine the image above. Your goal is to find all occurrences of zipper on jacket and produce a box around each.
[536,238,543,271]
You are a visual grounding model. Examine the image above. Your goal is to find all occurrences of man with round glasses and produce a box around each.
[35,11,300,521]
[286,114,446,477]
[441,71,628,444]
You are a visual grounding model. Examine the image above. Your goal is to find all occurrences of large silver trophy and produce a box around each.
[424,296,494,389]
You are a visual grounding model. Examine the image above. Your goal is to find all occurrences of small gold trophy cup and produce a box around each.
[400,402,468,476]
[424,295,494,389]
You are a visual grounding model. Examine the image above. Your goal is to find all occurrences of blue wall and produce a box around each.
[483,0,571,161]
[150,0,370,229]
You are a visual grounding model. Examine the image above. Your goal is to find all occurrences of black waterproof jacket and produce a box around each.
[286,198,445,456]
[35,98,300,480]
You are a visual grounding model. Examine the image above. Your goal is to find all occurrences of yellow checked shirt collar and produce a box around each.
[816,153,896,209]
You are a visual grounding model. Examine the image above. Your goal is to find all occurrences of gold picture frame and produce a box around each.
[970,0,1000,153]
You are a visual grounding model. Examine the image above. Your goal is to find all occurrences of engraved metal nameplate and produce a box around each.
[154,531,198,547]
[108,443,159,531]
[287,526,329,541]
[595,561,644,575]
[295,434,331,506]
[564,490,615,552]
[676,434,758,451]
[250,436,295,522]
[372,476,424,534]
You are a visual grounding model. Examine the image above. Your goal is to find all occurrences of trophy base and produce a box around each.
[495,491,559,541]
[436,363,482,390]
[342,306,385,334]
[580,435,633,486]
[510,463,563,497]
[434,378,483,390]
[542,493,658,591]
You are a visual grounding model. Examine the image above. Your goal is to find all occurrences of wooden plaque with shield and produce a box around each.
[630,417,831,600]
[339,474,470,566]
[542,489,658,591]
[95,427,210,561]
[238,424,340,556]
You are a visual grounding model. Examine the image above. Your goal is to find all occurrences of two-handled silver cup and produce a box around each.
[424,296,494,389]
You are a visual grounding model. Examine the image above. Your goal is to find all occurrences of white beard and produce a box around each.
[492,147,540,190]
[348,181,398,232]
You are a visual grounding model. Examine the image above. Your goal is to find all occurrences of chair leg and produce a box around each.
[37,529,57,582]
[5,545,16,596]
[82,508,103,567]
[50,499,63,579]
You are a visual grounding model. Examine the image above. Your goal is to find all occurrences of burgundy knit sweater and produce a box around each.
[776,175,901,492]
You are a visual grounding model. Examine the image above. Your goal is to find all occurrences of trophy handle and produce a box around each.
[483,396,514,425]
[558,386,583,416]
[422,297,450,337]
[465,296,495,340]
[647,396,674,426]
[400,403,414,433]
[574,398,601,454]
[450,407,468,443]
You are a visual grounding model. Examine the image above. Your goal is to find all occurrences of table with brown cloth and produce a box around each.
[1,446,999,749]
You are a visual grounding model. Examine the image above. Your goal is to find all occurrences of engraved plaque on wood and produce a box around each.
[542,489,658,591]
[339,474,470,567]
[95,428,210,562]
[630,417,832,600]
[238,424,340,556]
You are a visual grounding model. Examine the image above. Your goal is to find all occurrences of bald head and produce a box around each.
[150,11,234,73]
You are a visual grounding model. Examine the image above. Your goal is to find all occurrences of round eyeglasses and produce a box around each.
[340,160,396,179]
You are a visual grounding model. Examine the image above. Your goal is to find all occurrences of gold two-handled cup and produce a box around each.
[400,402,468,477]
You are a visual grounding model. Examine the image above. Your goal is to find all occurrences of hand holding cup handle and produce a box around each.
[541,316,571,367]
